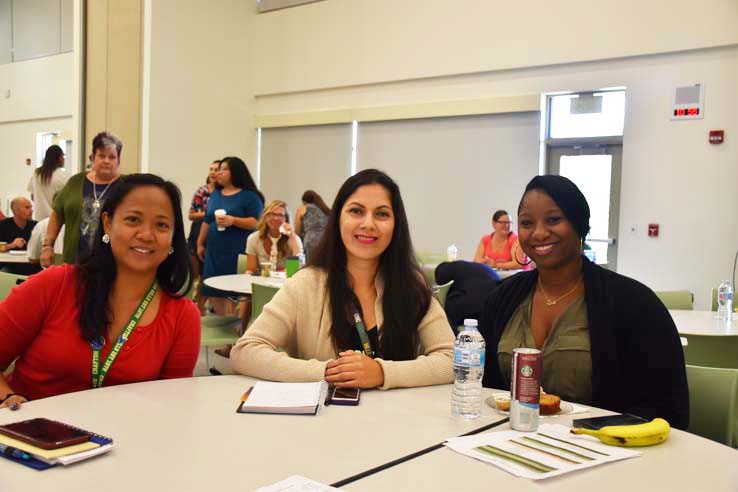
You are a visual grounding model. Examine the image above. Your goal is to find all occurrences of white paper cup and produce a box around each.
[214,209,227,231]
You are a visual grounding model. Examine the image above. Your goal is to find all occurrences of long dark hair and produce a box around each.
[36,145,64,184]
[301,190,331,215]
[76,174,193,343]
[310,169,430,360]
[220,156,264,204]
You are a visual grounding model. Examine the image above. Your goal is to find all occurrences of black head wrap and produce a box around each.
[518,175,591,239]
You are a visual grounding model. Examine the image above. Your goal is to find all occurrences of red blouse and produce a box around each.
[481,232,518,263]
[0,264,201,401]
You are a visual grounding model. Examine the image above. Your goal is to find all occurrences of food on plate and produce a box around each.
[493,392,561,415]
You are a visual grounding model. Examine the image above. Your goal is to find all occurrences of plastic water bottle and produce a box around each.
[717,281,734,321]
[451,319,486,418]
[447,244,458,262]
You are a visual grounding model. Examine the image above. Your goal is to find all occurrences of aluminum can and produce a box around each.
[510,348,542,431]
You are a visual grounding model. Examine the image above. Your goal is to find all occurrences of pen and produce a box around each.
[0,443,32,461]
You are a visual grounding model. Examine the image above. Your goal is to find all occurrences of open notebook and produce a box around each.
[237,381,329,415]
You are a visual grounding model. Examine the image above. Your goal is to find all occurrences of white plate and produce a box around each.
[485,395,574,417]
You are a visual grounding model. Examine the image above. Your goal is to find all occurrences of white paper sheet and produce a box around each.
[255,475,345,492]
[445,423,641,481]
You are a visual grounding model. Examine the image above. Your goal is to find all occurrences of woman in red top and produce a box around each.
[473,209,526,270]
[0,174,201,410]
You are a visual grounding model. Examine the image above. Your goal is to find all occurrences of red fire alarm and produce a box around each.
[648,223,659,237]
[709,130,724,144]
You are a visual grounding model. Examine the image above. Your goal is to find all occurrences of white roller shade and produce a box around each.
[260,124,352,215]
[358,113,541,260]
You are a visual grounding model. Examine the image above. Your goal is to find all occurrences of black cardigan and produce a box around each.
[479,257,689,430]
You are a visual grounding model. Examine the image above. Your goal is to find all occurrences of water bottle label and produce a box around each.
[453,348,485,367]
[719,292,733,301]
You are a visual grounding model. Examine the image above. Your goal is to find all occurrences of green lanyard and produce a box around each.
[352,312,374,358]
[91,282,158,389]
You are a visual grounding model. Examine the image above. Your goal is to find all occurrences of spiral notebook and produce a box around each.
[0,420,113,471]
[236,381,329,415]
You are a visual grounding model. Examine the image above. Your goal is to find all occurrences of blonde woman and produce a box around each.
[245,200,303,273]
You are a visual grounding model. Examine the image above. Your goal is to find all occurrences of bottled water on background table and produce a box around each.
[717,280,733,321]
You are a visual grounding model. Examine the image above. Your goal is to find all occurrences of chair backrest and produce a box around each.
[250,283,281,324]
[416,251,447,265]
[0,272,28,301]
[654,290,694,310]
[433,280,454,308]
[685,364,738,446]
[682,334,738,369]
[237,254,248,274]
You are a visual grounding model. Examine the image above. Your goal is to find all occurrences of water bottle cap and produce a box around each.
[463,319,478,327]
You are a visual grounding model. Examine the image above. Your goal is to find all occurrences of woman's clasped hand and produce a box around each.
[324,351,385,388]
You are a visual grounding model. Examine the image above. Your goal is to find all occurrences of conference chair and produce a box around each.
[417,251,447,284]
[0,272,28,301]
[685,365,738,447]
[237,254,248,274]
[682,334,738,369]
[654,290,694,310]
[199,315,241,372]
[433,280,454,309]
[250,283,280,326]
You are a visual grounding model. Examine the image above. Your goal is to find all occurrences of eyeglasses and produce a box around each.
[495,220,513,226]
[269,213,286,219]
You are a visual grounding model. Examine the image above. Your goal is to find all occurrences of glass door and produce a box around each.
[548,145,622,270]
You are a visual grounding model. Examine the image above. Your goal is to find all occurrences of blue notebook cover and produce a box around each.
[0,424,112,471]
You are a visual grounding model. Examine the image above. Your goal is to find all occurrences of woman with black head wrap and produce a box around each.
[479,175,689,429]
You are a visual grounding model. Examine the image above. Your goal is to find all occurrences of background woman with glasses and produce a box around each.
[245,200,303,273]
[473,209,526,270]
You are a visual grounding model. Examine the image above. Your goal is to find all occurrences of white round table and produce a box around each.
[0,251,30,264]
[2,377,736,490]
[494,268,524,279]
[203,273,286,295]
[669,309,738,336]
[0,376,505,491]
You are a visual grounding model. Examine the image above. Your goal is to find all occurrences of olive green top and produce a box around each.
[52,172,86,264]
[497,292,592,404]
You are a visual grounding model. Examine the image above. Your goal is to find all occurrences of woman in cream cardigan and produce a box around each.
[230,169,454,389]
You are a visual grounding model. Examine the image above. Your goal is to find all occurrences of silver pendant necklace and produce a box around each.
[92,177,113,209]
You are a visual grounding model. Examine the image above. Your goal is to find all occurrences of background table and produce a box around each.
[670,309,738,336]
[494,268,523,279]
[0,251,29,264]
[0,376,504,491]
[203,273,285,295]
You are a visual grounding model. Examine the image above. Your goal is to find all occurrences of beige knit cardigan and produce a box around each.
[230,267,455,389]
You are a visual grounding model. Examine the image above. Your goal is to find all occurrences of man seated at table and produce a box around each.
[0,197,39,275]
[0,197,35,251]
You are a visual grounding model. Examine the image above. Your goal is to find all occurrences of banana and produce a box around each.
[570,418,670,447]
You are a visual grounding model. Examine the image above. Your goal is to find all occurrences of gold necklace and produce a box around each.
[537,276,582,307]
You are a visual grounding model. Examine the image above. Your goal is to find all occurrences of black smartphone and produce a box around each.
[0,418,91,449]
[572,413,648,430]
[329,387,361,406]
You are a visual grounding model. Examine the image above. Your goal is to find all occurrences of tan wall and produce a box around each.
[85,0,143,173]
[144,0,254,231]
[251,0,738,95]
